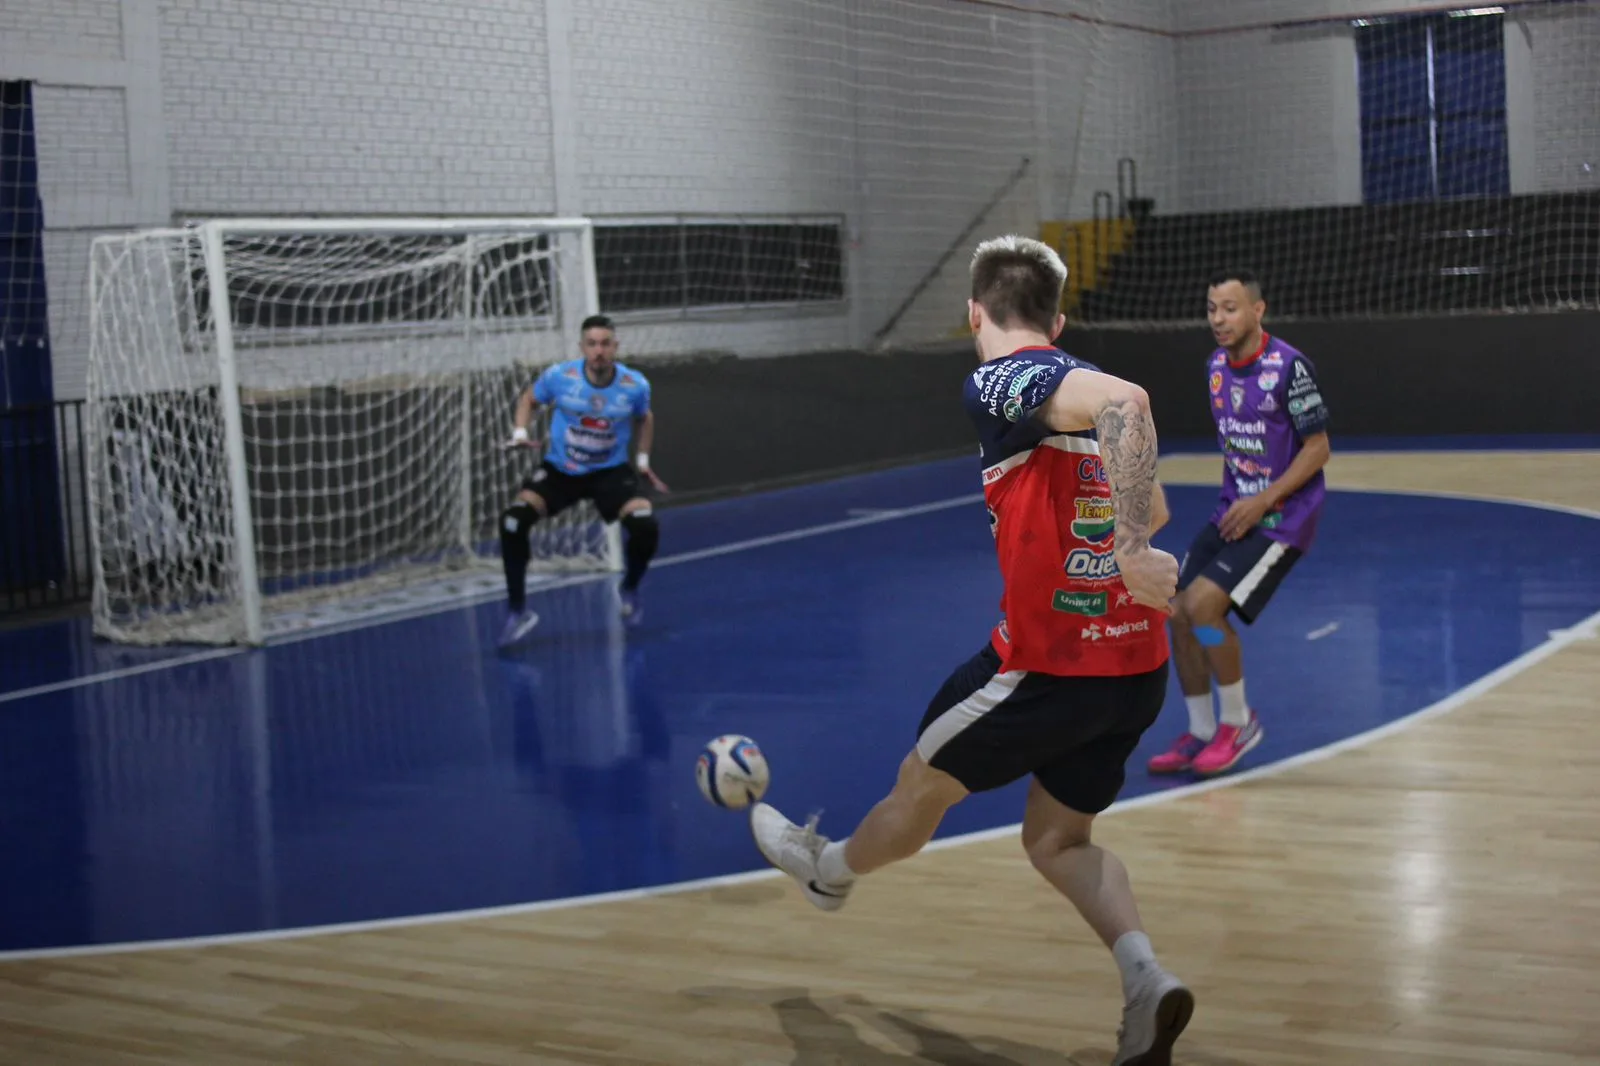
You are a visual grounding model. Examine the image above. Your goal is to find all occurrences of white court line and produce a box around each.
[7,481,1593,707]
[3,604,1596,963]
[0,493,985,706]
[0,482,1594,958]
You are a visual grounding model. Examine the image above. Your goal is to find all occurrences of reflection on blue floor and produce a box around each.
[2,457,1598,953]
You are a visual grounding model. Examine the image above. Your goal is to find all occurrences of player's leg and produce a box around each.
[751,643,1029,911]
[1026,665,1192,1065]
[1147,525,1227,773]
[497,466,574,647]
[592,465,657,624]
[752,744,969,908]
[1178,529,1301,776]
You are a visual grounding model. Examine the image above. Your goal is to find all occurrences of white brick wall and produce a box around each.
[7,0,1599,399]
[1522,6,1600,194]
[159,0,556,216]
[31,86,131,196]
[0,0,123,61]
[1175,28,1362,212]
[1059,22,1181,219]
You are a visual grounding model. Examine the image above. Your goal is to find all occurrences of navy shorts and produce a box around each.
[915,643,1168,815]
[1177,523,1301,624]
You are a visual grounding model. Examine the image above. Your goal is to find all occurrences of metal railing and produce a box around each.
[1,398,92,616]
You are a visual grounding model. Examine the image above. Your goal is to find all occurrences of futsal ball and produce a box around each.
[695,734,770,810]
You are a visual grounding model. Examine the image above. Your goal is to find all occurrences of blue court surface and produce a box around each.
[2,456,1598,955]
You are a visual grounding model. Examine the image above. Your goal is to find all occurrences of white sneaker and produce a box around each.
[498,609,540,648]
[1112,968,1194,1066]
[749,803,852,912]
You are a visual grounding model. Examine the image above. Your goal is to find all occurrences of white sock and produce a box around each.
[818,840,857,886]
[1185,693,1216,741]
[1112,931,1159,999]
[1218,678,1250,727]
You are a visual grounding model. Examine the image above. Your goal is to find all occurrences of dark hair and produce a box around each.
[580,314,615,333]
[1207,269,1262,300]
[969,236,1067,335]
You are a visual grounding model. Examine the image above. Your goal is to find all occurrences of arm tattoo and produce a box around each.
[1095,396,1159,553]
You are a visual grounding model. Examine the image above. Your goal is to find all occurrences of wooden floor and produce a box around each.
[2,451,1598,1066]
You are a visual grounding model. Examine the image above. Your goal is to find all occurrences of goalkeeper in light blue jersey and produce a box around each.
[497,314,669,647]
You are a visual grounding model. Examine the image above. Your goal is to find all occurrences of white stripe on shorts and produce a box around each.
[916,669,1026,763]
[1230,540,1289,607]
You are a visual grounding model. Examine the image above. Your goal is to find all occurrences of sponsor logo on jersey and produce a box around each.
[1225,434,1265,455]
[1288,392,1323,415]
[1259,394,1278,413]
[578,415,612,429]
[1071,497,1115,542]
[1258,371,1279,390]
[1001,363,1054,422]
[1230,384,1245,412]
[1077,456,1109,485]
[1222,451,1273,473]
[1064,547,1120,581]
[1262,350,1283,367]
[1053,589,1108,616]
[1227,456,1273,477]
[1083,618,1151,641]
[1209,370,1223,395]
[1222,417,1267,435]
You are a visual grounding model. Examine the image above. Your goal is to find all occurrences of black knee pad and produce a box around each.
[620,509,659,551]
[501,500,538,544]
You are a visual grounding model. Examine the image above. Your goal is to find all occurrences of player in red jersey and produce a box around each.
[750,235,1193,1065]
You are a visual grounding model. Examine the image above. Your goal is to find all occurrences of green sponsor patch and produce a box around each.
[1052,589,1108,616]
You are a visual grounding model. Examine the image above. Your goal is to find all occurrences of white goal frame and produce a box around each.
[87,216,624,647]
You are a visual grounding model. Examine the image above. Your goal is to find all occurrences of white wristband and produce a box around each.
[635,451,650,470]
[511,426,529,443]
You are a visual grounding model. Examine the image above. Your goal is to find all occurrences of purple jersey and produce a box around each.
[1206,333,1329,552]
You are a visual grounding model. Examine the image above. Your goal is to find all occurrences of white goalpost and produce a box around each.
[85,216,623,647]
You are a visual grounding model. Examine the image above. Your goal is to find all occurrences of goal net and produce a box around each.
[86,218,622,646]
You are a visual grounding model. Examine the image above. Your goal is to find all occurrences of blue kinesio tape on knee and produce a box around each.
[1194,625,1226,647]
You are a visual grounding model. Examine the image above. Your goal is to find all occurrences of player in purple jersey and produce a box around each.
[1147,269,1331,777]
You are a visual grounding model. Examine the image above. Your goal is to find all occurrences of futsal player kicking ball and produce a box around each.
[1146,269,1330,777]
[498,314,669,647]
[751,235,1194,1065]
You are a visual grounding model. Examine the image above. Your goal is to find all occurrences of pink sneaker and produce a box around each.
[1190,713,1264,776]
[1147,733,1207,775]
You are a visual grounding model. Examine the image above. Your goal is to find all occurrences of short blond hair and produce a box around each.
[970,235,1067,333]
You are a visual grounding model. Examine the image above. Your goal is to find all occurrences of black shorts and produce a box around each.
[521,461,641,523]
[915,643,1169,815]
[1177,523,1301,624]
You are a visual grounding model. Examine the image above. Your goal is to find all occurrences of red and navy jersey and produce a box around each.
[962,346,1170,677]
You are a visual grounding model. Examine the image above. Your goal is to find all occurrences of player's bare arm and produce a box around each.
[633,409,669,492]
[508,386,542,449]
[1040,368,1177,610]
[1217,430,1330,540]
